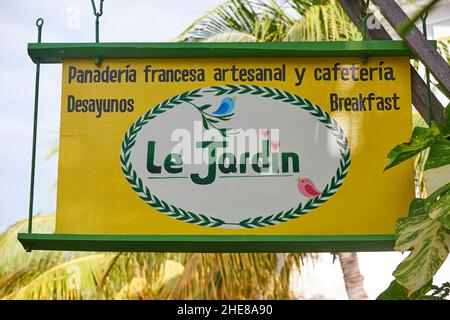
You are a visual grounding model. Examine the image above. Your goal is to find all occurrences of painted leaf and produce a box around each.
[384,124,441,171]
[393,213,450,294]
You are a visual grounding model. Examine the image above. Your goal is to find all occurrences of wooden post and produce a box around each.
[371,0,450,94]
[338,0,446,125]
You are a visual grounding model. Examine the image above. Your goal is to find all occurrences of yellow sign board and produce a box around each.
[56,57,413,236]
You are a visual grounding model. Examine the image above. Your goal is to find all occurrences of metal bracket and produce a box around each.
[91,0,105,66]
[26,18,44,252]
[360,0,370,64]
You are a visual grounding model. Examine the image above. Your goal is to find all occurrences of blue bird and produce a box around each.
[212,96,236,116]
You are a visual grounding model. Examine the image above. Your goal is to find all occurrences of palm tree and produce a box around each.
[176,0,360,42]
[177,0,368,300]
[336,253,368,300]
[0,215,304,299]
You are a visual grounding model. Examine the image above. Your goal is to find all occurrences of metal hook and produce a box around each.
[91,0,104,17]
[91,0,105,43]
[36,18,44,43]
[91,1,105,66]
[36,17,44,27]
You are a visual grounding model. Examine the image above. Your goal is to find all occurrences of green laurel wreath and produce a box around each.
[120,85,351,229]
[186,101,236,137]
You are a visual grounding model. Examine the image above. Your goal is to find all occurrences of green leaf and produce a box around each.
[396,0,440,37]
[445,103,450,126]
[218,128,229,137]
[409,198,426,217]
[426,182,450,204]
[424,136,450,170]
[202,116,209,129]
[424,164,450,195]
[198,104,212,111]
[434,82,450,101]
[215,113,234,121]
[206,117,219,124]
[422,112,450,193]
[429,281,450,299]
[428,183,450,229]
[393,213,450,294]
[377,280,432,300]
[384,125,441,171]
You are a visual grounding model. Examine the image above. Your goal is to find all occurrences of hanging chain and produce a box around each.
[91,0,105,43]
[421,12,433,125]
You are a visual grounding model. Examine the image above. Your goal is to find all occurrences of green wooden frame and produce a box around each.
[27,40,417,63]
[23,40,412,252]
[18,234,395,252]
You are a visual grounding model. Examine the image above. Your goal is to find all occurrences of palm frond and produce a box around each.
[177,0,359,43]
[1,216,306,299]
[204,31,257,42]
[284,0,360,41]
[106,252,306,299]
[98,252,182,299]
[0,215,58,276]
[105,252,306,299]
[176,0,256,41]
[176,0,295,42]
[0,215,94,298]
[4,253,120,300]
[437,36,450,64]
[288,0,330,15]
[158,253,304,299]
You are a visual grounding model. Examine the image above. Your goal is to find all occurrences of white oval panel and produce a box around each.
[120,85,350,228]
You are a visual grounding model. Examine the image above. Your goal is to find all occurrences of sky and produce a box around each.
[0,0,223,232]
[0,0,449,299]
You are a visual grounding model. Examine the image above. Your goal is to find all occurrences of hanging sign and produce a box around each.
[56,55,413,236]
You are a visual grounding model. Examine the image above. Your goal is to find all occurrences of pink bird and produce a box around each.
[261,129,271,138]
[296,177,321,198]
[271,140,280,151]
